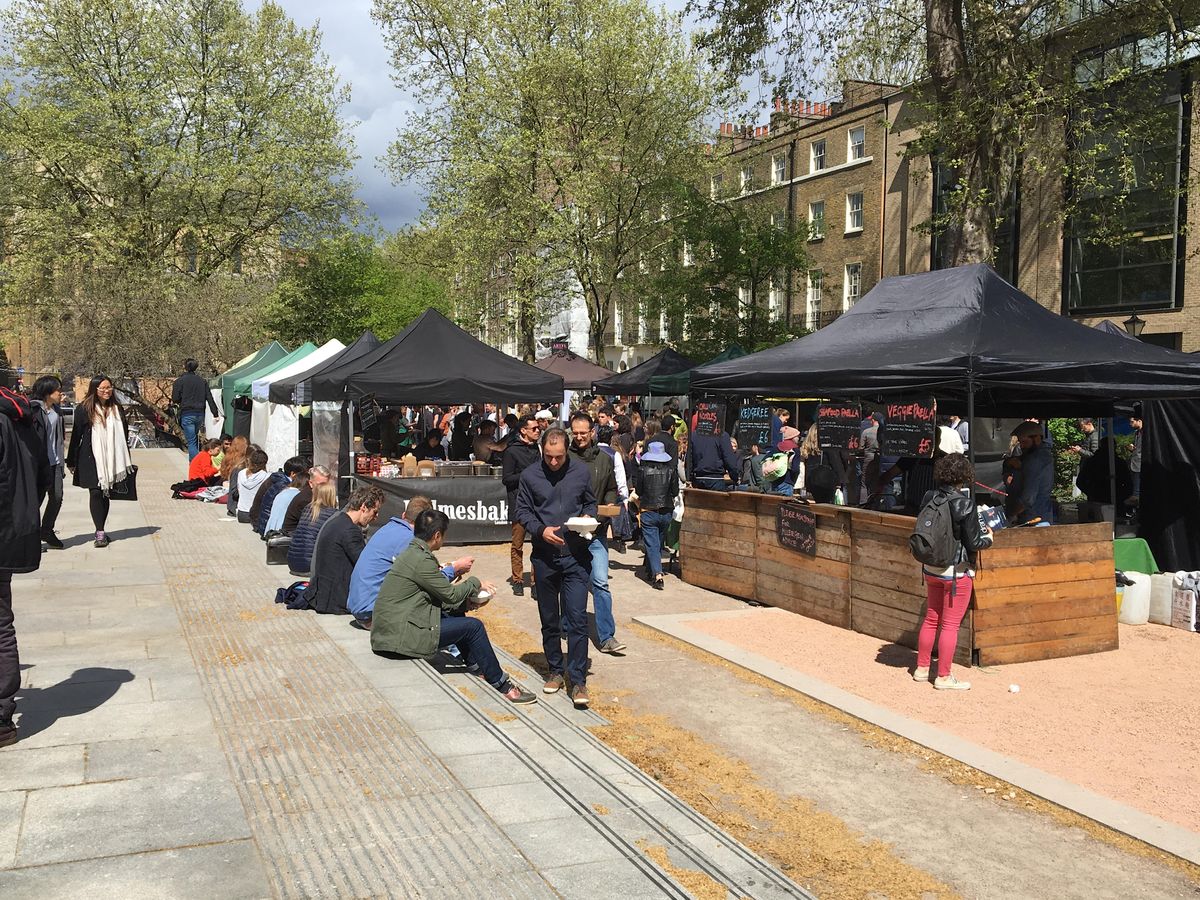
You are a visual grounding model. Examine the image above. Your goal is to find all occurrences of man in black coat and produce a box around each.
[515,428,596,709]
[1,386,48,747]
[301,485,383,615]
[171,358,221,460]
[501,415,541,595]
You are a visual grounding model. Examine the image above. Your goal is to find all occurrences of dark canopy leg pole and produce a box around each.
[1106,416,1117,527]
[966,386,976,468]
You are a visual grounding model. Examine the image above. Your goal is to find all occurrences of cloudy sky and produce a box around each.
[276,0,728,234]
[275,0,422,232]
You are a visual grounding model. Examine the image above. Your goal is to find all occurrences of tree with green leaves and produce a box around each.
[264,231,451,346]
[0,0,358,369]
[635,188,810,360]
[693,0,1200,268]
[373,0,725,363]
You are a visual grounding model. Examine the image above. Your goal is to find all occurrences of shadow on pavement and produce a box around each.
[15,667,136,739]
[59,525,162,549]
[875,642,917,669]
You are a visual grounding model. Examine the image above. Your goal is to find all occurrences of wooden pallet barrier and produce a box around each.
[679,489,1118,666]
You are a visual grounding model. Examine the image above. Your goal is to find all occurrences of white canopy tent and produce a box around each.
[249,339,345,462]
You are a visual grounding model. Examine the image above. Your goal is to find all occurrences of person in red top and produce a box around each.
[188,439,221,482]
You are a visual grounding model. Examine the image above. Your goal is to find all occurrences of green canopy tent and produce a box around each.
[228,342,317,413]
[646,344,747,396]
[215,341,290,423]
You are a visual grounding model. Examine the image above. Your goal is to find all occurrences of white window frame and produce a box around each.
[682,241,694,267]
[843,263,862,310]
[740,164,754,194]
[768,276,784,321]
[772,154,787,185]
[848,126,866,161]
[710,173,723,199]
[808,201,825,240]
[737,283,751,314]
[806,270,822,330]
[810,140,826,173]
[845,192,864,233]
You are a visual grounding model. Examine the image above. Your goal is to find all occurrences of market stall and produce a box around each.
[266,331,383,470]
[592,347,695,396]
[356,468,510,544]
[249,339,345,456]
[646,344,745,396]
[682,489,1116,665]
[213,340,290,427]
[682,264,1200,664]
[308,308,563,522]
[533,349,612,418]
[225,342,316,438]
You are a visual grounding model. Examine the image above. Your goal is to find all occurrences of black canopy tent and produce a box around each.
[690,265,1200,417]
[592,347,695,395]
[1094,319,1139,341]
[532,350,612,391]
[268,330,381,404]
[310,308,563,404]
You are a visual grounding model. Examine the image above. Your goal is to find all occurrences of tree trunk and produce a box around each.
[925,0,996,266]
[588,287,608,367]
[516,294,536,362]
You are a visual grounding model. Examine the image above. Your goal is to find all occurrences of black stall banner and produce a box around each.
[777,502,817,556]
[817,403,862,451]
[694,401,724,436]
[881,398,937,457]
[737,404,772,448]
[357,475,510,544]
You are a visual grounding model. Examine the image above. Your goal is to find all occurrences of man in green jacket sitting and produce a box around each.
[371,508,536,705]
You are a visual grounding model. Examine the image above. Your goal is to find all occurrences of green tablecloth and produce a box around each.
[1113,538,1158,574]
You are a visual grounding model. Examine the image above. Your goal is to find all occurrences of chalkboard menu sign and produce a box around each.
[817,403,863,451]
[694,401,724,436]
[737,404,772,448]
[881,398,937,457]
[777,502,817,556]
[358,395,380,430]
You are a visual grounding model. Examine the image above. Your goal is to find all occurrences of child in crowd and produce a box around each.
[188,439,222,483]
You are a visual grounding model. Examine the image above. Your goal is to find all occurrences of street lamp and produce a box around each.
[1123,313,1146,338]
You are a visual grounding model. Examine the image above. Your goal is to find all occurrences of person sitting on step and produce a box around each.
[372,509,535,705]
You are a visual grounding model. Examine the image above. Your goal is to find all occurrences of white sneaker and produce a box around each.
[912,667,929,682]
[934,675,971,691]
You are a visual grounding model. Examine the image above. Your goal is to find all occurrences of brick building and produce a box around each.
[716,45,1200,350]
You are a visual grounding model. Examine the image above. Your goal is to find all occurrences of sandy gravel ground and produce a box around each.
[686,608,1200,831]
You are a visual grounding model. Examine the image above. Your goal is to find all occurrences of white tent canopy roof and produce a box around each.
[250,339,345,401]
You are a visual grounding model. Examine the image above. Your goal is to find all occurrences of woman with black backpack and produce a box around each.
[911,453,993,691]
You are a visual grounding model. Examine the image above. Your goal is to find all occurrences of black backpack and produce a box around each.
[908,491,959,568]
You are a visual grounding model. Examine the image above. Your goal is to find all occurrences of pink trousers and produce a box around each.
[917,574,973,677]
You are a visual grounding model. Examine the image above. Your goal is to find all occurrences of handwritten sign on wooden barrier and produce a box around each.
[817,402,862,451]
[881,398,937,457]
[777,502,817,556]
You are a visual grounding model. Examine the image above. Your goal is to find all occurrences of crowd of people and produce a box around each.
[0,357,1145,741]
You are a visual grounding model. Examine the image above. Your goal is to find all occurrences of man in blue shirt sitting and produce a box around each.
[346,495,474,628]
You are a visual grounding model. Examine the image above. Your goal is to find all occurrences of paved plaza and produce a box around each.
[4,449,1200,898]
[0,450,810,899]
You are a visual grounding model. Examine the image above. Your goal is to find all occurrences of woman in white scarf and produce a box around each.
[66,375,133,548]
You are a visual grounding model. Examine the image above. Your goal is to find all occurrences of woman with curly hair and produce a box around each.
[912,453,993,691]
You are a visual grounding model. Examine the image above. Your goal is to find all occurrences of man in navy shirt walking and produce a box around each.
[516,427,597,708]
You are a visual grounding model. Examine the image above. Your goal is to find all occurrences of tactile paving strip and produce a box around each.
[138,460,562,899]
